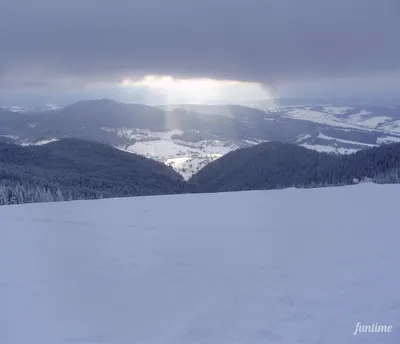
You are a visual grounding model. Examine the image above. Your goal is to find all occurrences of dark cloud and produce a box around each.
[0,0,399,88]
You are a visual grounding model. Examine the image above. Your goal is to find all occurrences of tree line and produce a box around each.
[1,140,400,206]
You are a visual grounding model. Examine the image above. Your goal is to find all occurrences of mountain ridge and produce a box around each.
[2,138,400,205]
[190,141,400,192]
[1,99,400,178]
[0,138,191,205]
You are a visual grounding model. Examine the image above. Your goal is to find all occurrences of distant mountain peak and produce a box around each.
[65,98,123,109]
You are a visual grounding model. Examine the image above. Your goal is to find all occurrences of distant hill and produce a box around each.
[190,142,400,192]
[0,139,192,205]
[2,99,400,179]
[1,99,316,144]
[2,138,400,205]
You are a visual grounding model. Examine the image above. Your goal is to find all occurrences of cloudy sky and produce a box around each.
[0,0,399,105]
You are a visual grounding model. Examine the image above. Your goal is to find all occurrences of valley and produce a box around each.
[1,100,400,178]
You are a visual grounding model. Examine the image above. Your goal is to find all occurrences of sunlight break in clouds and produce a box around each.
[120,76,272,105]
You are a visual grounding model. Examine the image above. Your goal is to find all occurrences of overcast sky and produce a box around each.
[0,0,399,105]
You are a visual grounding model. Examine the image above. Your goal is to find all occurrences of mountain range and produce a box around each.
[1,137,400,206]
[1,99,400,179]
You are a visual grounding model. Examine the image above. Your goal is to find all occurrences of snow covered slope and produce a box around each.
[112,129,248,179]
[264,105,400,154]
[1,104,60,113]
[267,106,398,132]
[1,184,399,343]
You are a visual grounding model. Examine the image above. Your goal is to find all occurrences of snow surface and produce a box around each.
[381,120,400,134]
[317,133,376,147]
[283,108,396,133]
[344,113,391,129]
[112,129,243,179]
[300,143,360,154]
[322,106,353,115]
[295,134,312,143]
[0,184,399,343]
[377,136,400,144]
[34,138,59,146]
[285,108,369,130]
[0,134,19,140]
[2,104,60,113]
[20,138,59,147]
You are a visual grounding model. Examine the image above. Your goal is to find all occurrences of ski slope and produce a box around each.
[0,184,399,343]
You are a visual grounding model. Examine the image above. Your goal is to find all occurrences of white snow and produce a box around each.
[20,138,59,146]
[165,155,220,180]
[113,128,241,179]
[283,107,397,132]
[0,134,19,140]
[380,120,400,134]
[6,106,30,113]
[121,138,233,179]
[0,184,399,343]
[285,108,366,130]
[377,136,400,144]
[347,115,391,129]
[296,134,312,143]
[323,106,353,115]
[34,138,59,146]
[118,129,184,141]
[126,138,186,157]
[301,143,360,154]
[317,133,376,147]
[358,109,372,116]
[242,139,260,145]
[99,126,114,132]
[2,104,60,113]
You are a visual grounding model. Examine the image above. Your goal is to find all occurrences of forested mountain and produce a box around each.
[2,99,400,178]
[190,142,400,192]
[2,138,400,206]
[0,139,191,205]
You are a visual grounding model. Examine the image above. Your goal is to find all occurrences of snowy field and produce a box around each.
[278,106,399,135]
[0,184,399,343]
[114,129,242,179]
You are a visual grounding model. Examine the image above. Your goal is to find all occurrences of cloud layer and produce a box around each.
[1,0,399,90]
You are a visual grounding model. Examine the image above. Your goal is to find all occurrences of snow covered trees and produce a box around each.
[1,139,400,207]
[0,139,189,207]
[190,142,400,192]
[0,182,65,206]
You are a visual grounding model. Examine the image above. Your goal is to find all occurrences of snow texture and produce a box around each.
[0,184,399,343]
